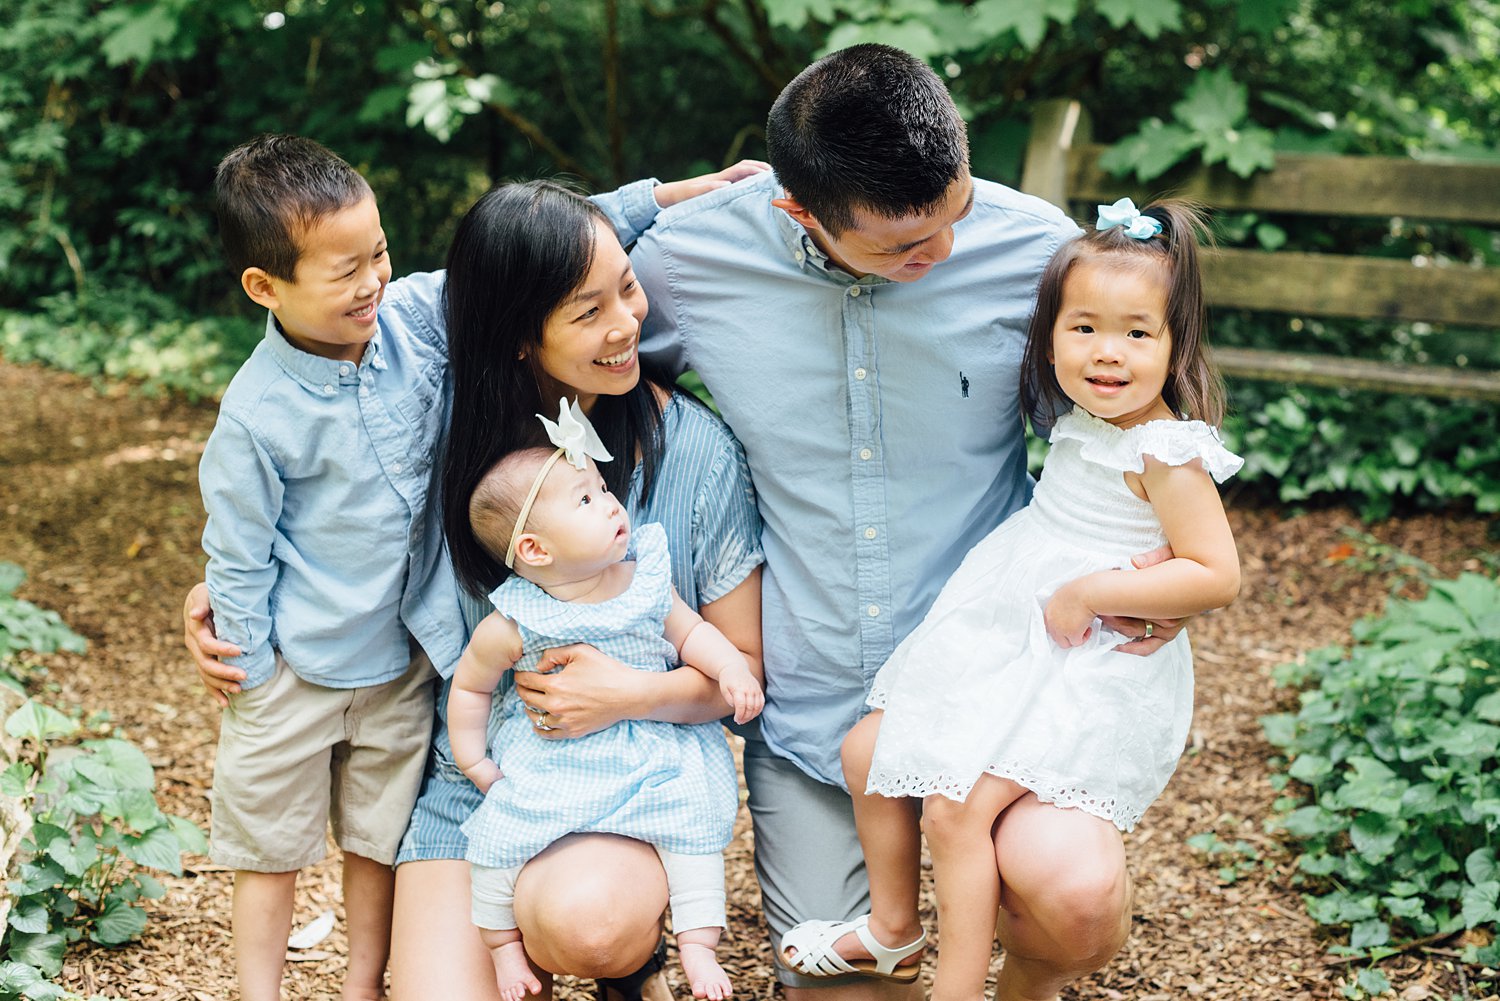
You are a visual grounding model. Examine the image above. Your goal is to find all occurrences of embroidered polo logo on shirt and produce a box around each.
[960,372,970,398]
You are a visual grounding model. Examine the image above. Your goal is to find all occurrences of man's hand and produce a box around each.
[654,160,771,208]
[183,582,246,708]
[1101,544,1189,656]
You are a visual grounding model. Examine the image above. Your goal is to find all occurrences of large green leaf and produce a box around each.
[970,0,1078,50]
[1097,120,1199,181]
[90,897,148,946]
[4,701,78,744]
[1096,0,1182,37]
[121,826,184,875]
[1172,68,1248,134]
[98,3,181,67]
[2,931,66,978]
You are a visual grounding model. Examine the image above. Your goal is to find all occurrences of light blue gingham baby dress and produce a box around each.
[462,522,739,869]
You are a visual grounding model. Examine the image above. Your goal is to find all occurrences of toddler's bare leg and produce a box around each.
[838,712,927,963]
[480,927,545,1001]
[232,869,297,1001]
[676,926,731,1001]
[922,775,1027,1001]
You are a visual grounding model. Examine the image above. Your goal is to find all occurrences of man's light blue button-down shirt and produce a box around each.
[633,170,1077,786]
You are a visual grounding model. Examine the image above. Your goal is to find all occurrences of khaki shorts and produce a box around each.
[209,648,437,872]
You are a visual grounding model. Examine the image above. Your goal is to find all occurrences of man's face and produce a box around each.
[795,173,974,283]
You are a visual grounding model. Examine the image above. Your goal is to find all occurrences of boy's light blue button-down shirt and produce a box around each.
[200,180,664,691]
[633,170,1078,786]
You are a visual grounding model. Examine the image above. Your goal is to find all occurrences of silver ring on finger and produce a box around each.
[1143,622,1155,640]
[534,712,556,732]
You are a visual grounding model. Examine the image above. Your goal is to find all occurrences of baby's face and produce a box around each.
[529,457,631,576]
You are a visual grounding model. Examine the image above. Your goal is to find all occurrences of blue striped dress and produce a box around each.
[397,392,764,863]
[463,524,739,867]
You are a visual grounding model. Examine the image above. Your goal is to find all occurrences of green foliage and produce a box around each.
[1101,67,1276,181]
[1221,384,1500,519]
[1185,827,1274,885]
[0,566,85,680]
[1,567,200,999]
[1261,569,1500,961]
[0,293,257,399]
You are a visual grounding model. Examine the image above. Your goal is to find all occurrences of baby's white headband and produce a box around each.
[503,397,613,569]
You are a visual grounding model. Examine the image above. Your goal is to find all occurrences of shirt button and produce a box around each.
[795,251,805,262]
[849,286,862,297]
[859,447,873,461]
[323,384,335,394]
[854,368,867,381]
[864,527,877,540]
[339,364,351,376]
[867,604,880,617]
[392,461,403,473]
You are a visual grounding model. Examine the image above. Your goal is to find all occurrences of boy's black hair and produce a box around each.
[766,44,969,236]
[441,180,669,598]
[213,134,373,281]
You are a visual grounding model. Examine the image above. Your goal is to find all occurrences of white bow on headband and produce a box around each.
[539,397,613,469]
[503,398,613,569]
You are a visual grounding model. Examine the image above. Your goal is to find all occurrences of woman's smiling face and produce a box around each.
[534,219,649,412]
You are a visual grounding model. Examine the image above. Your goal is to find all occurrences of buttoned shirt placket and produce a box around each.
[802,238,896,685]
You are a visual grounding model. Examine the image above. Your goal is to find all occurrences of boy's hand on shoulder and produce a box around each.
[719,661,764,725]
[654,160,771,208]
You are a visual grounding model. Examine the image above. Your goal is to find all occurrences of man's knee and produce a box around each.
[1022,857,1131,967]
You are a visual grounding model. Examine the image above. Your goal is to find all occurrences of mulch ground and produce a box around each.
[2,358,1496,1001]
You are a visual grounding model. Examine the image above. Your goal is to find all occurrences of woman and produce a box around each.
[185,167,768,1001]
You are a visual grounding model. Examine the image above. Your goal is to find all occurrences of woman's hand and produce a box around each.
[1100,544,1189,656]
[514,644,646,739]
[183,582,246,708]
[654,160,771,208]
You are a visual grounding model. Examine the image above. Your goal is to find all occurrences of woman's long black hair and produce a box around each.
[441,180,668,598]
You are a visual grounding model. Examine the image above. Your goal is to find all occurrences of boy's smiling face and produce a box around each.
[242,194,391,363]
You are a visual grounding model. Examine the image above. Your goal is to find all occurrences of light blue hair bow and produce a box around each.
[1096,198,1163,240]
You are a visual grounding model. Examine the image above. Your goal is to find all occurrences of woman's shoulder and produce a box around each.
[661,391,737,450]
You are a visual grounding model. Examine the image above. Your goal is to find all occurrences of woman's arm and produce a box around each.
[447,613,524,792]
[513,568,763,737]
[1046,460,1240,647]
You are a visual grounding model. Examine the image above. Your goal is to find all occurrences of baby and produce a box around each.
[448,399,762,1001]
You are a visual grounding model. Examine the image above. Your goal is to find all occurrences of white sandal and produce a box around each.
[779,914,926,982]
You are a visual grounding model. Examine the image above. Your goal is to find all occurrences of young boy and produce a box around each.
[199,135,460,1001]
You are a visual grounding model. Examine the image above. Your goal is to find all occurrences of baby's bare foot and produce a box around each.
[678,941,732,1000]
[491,939,543,1001]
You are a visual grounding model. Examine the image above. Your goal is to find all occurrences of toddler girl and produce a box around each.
[449,399,763,1001]
[781,198,1242,1001]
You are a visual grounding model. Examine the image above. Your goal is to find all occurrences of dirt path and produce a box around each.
[2,359,1493,1000]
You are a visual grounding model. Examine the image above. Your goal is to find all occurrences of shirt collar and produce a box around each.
[770,202,888,288]
[262,311,386,395]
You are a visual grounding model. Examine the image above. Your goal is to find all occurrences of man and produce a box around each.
[633,43,1171,1001]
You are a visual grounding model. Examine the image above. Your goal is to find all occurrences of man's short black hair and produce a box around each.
[213,134,373,281]
[766,44,969,236]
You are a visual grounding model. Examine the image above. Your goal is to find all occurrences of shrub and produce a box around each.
[1261,570,1500,962]
[1,563,204,1000]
